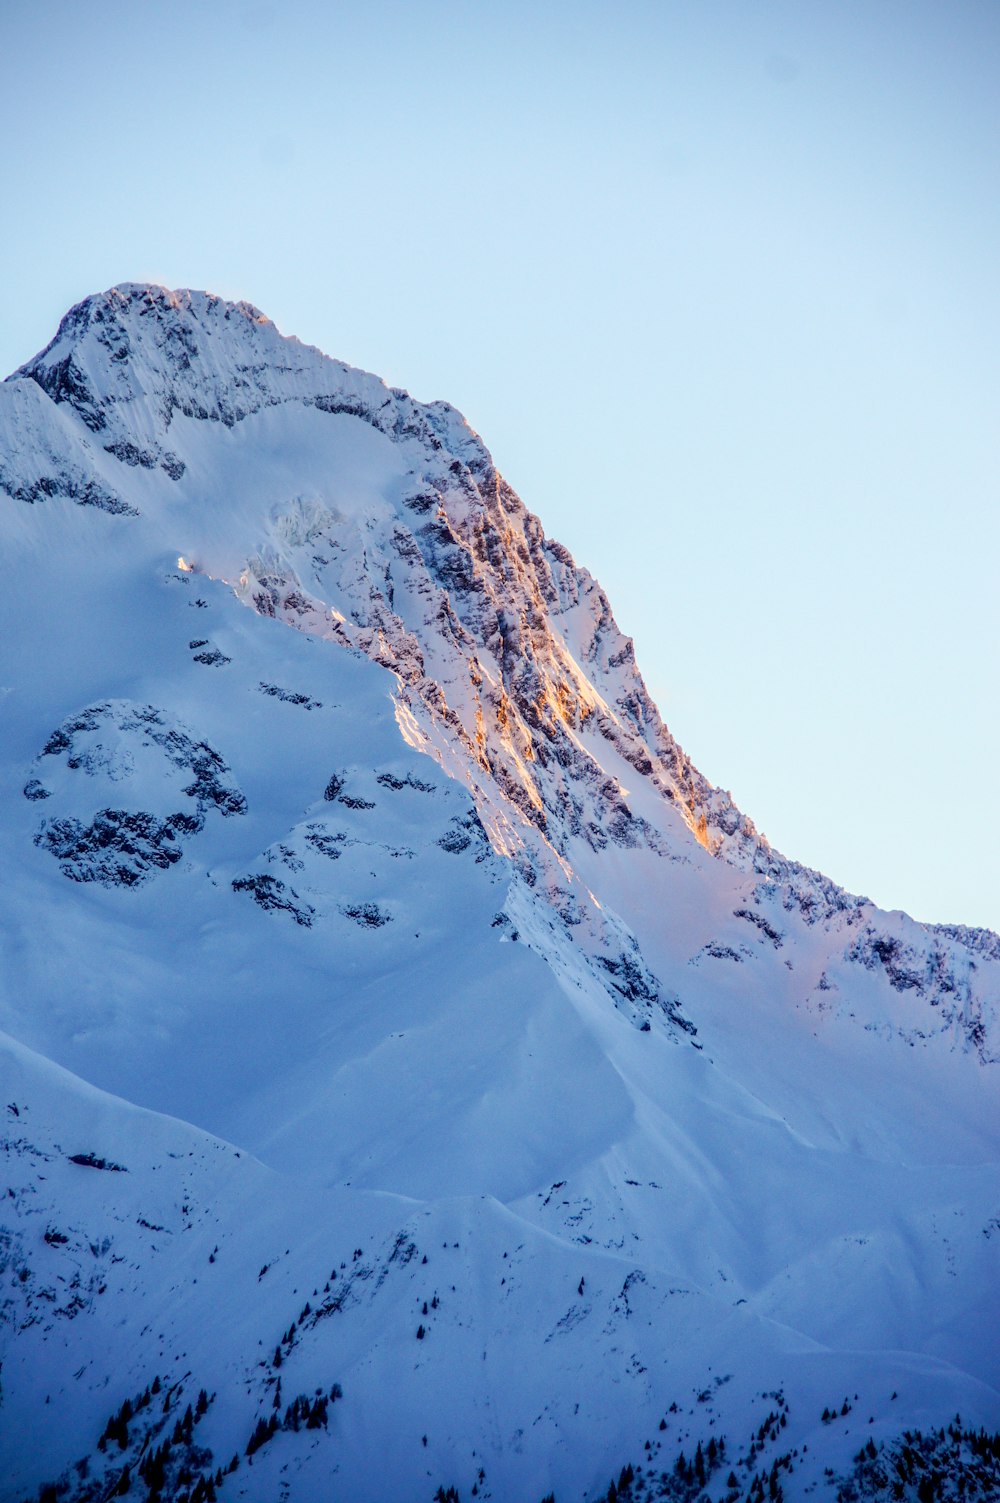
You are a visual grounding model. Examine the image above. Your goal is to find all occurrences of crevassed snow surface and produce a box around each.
[0,285,997,1503]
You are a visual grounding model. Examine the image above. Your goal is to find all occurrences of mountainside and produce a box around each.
[1,285,997,1503]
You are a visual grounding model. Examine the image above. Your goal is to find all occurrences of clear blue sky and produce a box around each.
[2,0,997,929]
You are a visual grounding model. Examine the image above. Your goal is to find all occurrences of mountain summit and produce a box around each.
[1,286,997,1503]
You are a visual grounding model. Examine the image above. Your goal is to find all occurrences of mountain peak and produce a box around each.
[10,281,492,484]
[22,282,274,362]
[2,285,999,1503]
[10,282,318,438]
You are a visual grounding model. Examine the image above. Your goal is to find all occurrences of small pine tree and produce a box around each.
[306,1396,328,1430]
[247,1417,272,1457]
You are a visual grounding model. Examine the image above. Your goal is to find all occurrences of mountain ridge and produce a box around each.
[13,287,992,919]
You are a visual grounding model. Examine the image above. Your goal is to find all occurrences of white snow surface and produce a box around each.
[0,285,997,1502]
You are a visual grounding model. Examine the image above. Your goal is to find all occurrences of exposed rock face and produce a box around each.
[25,700,246,885]
[36,807,187,887]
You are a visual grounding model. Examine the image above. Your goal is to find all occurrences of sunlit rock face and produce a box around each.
[0,286,997,1503]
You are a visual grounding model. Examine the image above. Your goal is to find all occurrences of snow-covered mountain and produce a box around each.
[1,285,997,1503]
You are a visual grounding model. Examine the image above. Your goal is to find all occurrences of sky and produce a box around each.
[1,0,997,929]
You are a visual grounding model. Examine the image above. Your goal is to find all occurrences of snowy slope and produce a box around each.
[0,285,997,1503]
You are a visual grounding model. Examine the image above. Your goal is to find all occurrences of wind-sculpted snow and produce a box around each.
[0,286,998,1502]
